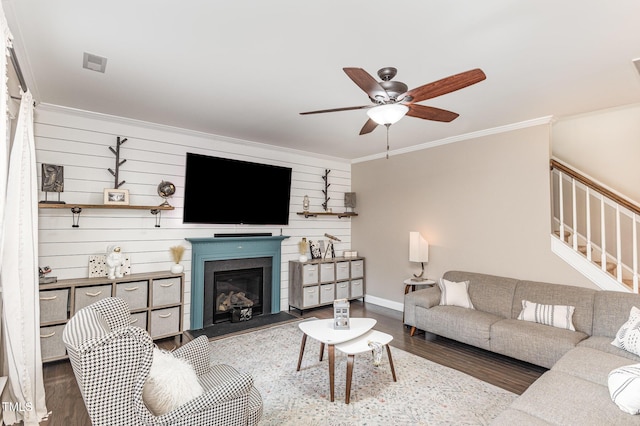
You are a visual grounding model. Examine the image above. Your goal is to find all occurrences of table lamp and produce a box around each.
[409,231,429,281]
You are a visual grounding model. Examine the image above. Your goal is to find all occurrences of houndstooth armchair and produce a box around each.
[62,297,263,425]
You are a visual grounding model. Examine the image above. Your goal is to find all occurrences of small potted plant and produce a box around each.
[169,245,185,274]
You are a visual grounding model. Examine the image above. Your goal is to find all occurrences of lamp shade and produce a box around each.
[409,231,429,263]
[366,104,409,125]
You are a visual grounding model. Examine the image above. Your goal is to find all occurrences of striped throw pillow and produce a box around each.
[517,300,576,331]
[612,306,640,356]
[609,363,640,414]
[438,278,475,309]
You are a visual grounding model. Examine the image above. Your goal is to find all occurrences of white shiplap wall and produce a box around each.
[35,104,353,329]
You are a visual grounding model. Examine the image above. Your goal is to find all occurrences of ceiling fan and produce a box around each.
[300,67,487,136]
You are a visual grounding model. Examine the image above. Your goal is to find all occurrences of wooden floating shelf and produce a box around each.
[38,203,174,211]
[38,203,175,228]
[297,211,358,219]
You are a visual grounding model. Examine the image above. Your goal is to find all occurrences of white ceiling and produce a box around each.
[4,1,640,161]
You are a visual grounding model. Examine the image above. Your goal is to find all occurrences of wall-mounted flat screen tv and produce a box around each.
[183,153,292,225]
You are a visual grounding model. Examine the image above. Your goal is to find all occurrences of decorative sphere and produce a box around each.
[157,181,176,199]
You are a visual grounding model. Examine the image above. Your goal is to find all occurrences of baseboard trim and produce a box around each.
[364,294,404,312]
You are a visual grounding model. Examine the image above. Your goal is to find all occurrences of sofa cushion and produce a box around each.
[593,291,640,337]
[511,280,595,335]
[438,278,474,309]
[552,347,636,386]
[415,305,501,351]
[609,364,640,415]
[504,370,640,425]
[517,299,576,331]
[443,271,518,319]
[579,336,640,362]
[490,319,587,368]
[612,306,640,356]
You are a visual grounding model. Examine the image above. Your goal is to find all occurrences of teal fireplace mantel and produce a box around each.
[186,235,289,330]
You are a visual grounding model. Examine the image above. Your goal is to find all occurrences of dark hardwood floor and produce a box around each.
[40,301,546,425]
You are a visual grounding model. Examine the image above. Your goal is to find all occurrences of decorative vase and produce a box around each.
[299,254,308,262]
[170,263,184,274]
[303,195,310,212]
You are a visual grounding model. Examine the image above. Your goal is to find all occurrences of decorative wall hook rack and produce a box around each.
[108,136,128,188]
[322,169,331,211]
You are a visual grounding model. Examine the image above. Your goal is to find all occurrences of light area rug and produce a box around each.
[208,320,516,425]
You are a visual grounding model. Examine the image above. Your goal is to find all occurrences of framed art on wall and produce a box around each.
[103,188,130,205]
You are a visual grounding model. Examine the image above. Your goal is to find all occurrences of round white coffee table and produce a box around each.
[297,317,376,402]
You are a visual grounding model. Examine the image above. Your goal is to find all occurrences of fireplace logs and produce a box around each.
[216,291,254,312]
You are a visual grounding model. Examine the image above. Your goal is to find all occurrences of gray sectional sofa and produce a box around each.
[403,270,640,425]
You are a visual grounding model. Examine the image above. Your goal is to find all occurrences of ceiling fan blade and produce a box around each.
[300,105,372,115]
[407,104,460,122]
[343,67,390,102]
[400,68,486,104]
[359,118,378,135]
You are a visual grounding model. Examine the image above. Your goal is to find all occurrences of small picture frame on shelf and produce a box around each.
[309,240,322,259]
[103,188,129,205]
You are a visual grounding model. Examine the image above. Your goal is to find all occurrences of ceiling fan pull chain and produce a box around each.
[385,123,390,159]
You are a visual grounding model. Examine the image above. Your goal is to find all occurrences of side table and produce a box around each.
[403,278,436,322]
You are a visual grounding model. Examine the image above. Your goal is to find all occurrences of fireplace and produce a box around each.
[186,235,288,330]
[203,257,272,326]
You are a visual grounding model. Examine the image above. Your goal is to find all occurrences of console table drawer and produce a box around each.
[351,260,364,278]
[336,262,350,280]
[129,311,148,330]
[116,281,148,310]
[75,285,111,313]
[320,263,335,282]
[150,307,180,338]
[303,286,319,307]
[320,284,335,304]
[351,279,364,298]
[40,324,66,361]
[302,264,318,285]
[336,281,349,299]
[152,277,181,306]
[40,289,69,323]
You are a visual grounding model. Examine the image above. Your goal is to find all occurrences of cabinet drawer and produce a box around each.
[40,289,69,323]
[116,281,148,310]
[40,324,66,361]
[350,279,364,298]
[75,284,112,313]
[129,311,148,330]
[320,263,335,282]
[351,260,364,278]
[302,264,318,285]
[336,262,350,280]
[320,284,335,304]
[152,277,181,306]
[302,286,319,307]
[150,307,180,338]
[336,281,349,299]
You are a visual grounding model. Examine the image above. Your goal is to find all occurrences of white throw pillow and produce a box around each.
[438,278,474,309]
[609,363,640,415]
[143,348,204,416]
[517,300,576,331]
[612,306,640,356]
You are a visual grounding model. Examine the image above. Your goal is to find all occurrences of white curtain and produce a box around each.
[1,90,48,424]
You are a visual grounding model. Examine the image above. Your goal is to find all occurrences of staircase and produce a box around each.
[550,159,638,292]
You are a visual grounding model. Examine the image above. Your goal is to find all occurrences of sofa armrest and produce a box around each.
[404,286,441,326]
[172,335,211,376]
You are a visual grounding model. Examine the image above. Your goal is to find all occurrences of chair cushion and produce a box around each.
[143,348,204,416]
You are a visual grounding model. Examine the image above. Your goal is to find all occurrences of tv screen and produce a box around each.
[183,153,292,225]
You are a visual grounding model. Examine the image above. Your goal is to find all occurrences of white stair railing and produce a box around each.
[550,158,639,293]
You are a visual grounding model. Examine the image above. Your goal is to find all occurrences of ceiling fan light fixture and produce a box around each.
[367,103,409,125]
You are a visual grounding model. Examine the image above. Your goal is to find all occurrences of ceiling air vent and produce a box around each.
[83,52,107,73]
